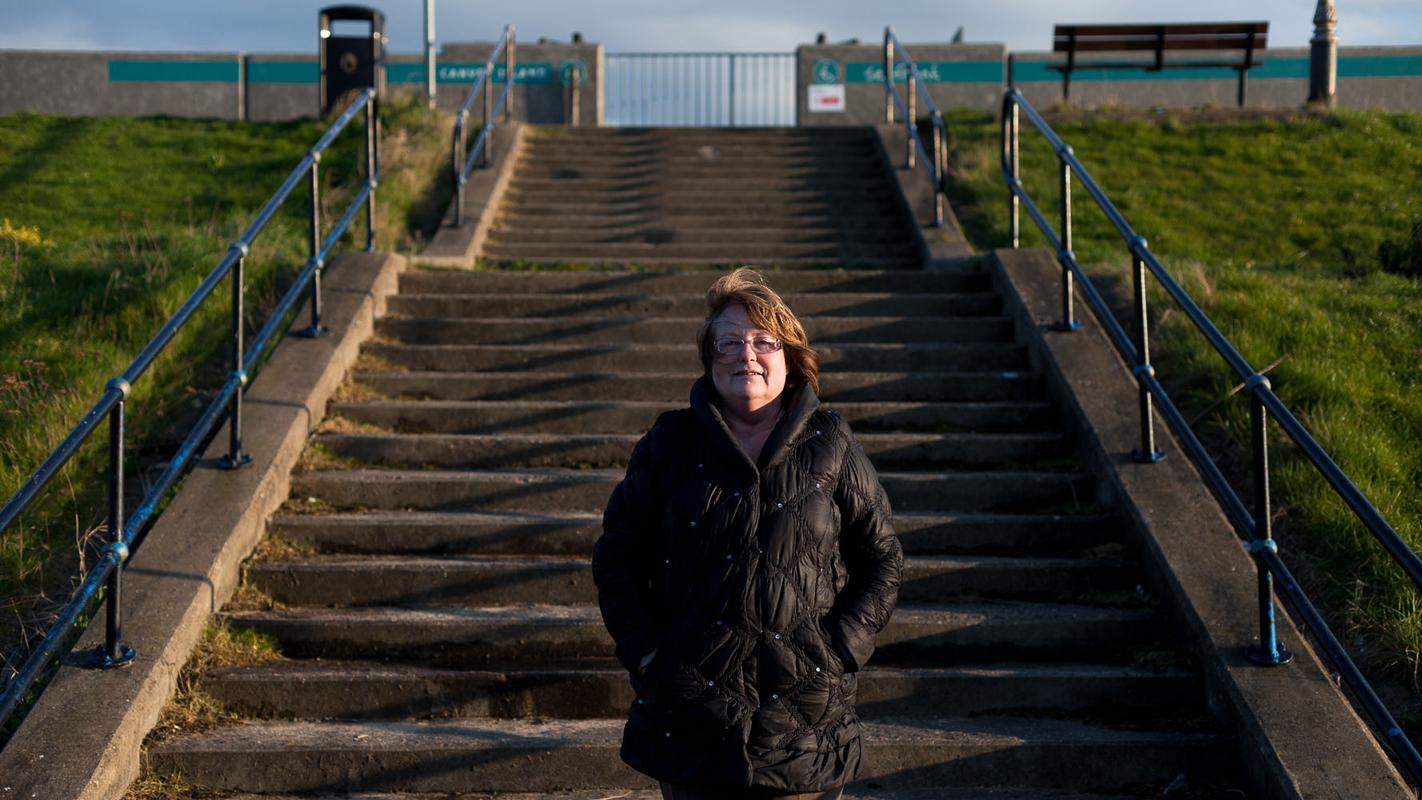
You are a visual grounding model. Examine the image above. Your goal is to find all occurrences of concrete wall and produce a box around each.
[1,41,1419,122]
[0,42,603,124]
[796,42,1006,126]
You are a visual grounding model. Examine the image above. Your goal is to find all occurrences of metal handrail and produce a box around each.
[0,87,380,737]
[882,26,947,227]
[1000,85,1422,785]
[452,25,514,226]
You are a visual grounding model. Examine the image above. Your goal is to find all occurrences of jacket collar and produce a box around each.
[690,375,820,475]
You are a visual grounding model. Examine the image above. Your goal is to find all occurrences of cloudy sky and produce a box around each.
[1,0,1418,54]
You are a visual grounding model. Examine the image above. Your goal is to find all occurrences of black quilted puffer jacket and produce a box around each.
[593,376,902,791]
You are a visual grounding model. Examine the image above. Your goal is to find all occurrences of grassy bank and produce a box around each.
[0,95,452,718]
[947,108,1422,694]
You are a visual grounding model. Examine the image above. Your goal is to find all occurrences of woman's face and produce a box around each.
[710,304,788,417]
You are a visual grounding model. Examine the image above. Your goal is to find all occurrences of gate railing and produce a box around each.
[0,87,380,738]
[452,25,514,226]
[883,26,948,226]
[1000,85,1422,785]
[606,52,794,127]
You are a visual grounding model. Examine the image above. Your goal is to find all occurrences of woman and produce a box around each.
[593,268,902,799]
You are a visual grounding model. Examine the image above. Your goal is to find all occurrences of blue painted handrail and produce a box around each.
[0,87,380,739]
[452,25,514,226]
[1000,85,1422,785]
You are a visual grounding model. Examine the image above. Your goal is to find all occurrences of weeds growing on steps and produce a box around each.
[945,107,1422,723]
[0,93,452,739]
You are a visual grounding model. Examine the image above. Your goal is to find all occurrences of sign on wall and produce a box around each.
[809,58,845,112]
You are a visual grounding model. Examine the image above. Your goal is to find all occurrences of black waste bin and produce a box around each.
[319,5,386,114]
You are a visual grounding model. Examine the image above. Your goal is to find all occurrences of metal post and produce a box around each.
[1053,152,1080,331]
[1008,100,1020,249]
[568,65,581,126]
[505,29,515,122]
[728,56,736,127]
[301,160,328,337]
[883,30,894,124]
[932,120,945,227]
[92,379,134,669]
[1309,0,1338,107]
[424,0,436,109]
[219,250,252,468]
[1246,382,1294,666]
[1130,242,1163,463]
[905,71,916,169]
[365,94,377,251]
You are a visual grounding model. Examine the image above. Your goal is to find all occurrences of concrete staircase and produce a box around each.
[143,265,1243,797]
[142,127,1242,797]
[479,127,922,268]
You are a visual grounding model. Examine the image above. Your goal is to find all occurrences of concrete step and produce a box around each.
[327,399,1054,436]
[289,469,1095,514]
[211,792,1155,800]
[323,398,1055,436]
[374,316,1012,346]
[506,176,900,194]
[485,226,912,245]
[245,554,1130,607]
[502,187,899,207]
[511,164,894,181]
[146,716,1224,793]
[492,211,913,232]
[267,511,1117,558]
[348,371,1044,403]
[475,255,924,270]
[518,144,878,160]
[385,293,1000,320]
[478,242,920,263]
[495,198,909,219]
[200,661,1195,721]
[396,269,989,295]
[309,430,1068,469]
[220,602,1153,666]
[359,342,1029,374]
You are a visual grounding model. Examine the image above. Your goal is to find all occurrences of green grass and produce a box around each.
[0,94,451,724]
[946,107,1422,692]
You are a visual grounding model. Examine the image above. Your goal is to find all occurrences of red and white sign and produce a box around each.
[807,84,845,113]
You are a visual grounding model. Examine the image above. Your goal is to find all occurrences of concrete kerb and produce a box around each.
[415,121,527,269]
[987,247,1414,800]
[869,125,974,269]
[0,251,407,799]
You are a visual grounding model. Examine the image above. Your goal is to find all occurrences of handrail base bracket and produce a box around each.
[1131,448,1166,463]
[217,453,253,470]
[1246,643,1295,666]
[295,325,330,339]
[88,644,136,670]
[1050,320,1082,332]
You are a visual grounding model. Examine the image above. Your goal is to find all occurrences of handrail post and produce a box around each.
[883,29,894,124]
[1246,380,1294,666]
[505,28,515,122]
[1052,149,1080,331]
[567,64,581,126]
[218,246,252,469]
[481,58,492,168]
[905,69,916,169]
[1008,98,1020,248]
[91,378,135,669]
[454,110,468,224]
[1130,240,1164,463]
[364,92,377,252]
[932,119,945,227]
[300,158,328,338]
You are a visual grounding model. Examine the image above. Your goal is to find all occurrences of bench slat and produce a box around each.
[1054,36,1267,53]
[1054,22,1267,38]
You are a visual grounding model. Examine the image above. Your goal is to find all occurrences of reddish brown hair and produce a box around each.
[697,267,820,396]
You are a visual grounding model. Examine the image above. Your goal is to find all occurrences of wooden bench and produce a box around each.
[1050,22,1268,107]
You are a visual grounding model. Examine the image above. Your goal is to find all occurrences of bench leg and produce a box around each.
[1237,68,1247,108]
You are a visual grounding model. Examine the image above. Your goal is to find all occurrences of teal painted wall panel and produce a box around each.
[108,61,238,82]
[1339,55,1422,78]
[846,61,1002,84]
[247,62,319,84]
[1012,55,1422,83]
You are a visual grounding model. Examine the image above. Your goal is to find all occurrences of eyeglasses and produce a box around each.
[712,336,783,356]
